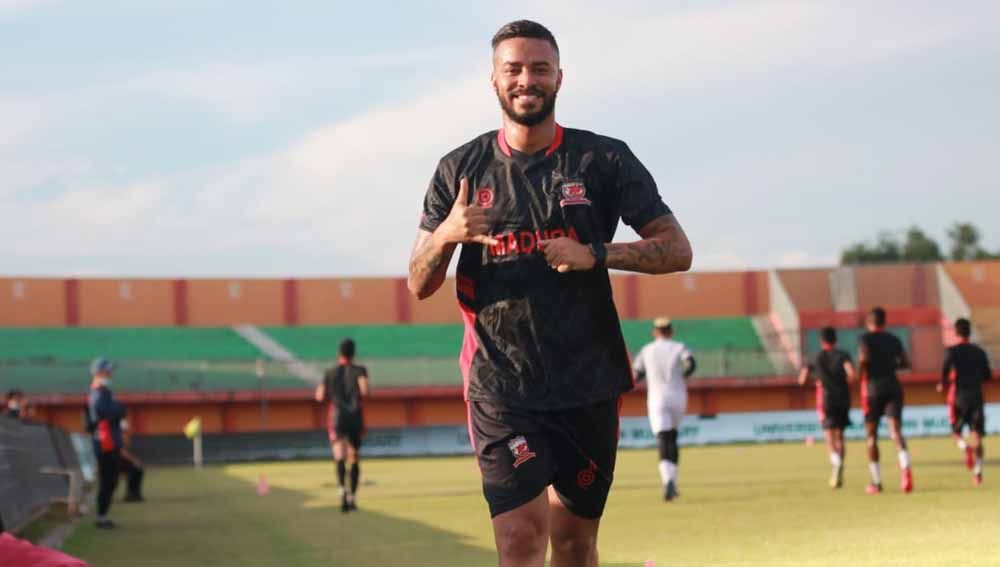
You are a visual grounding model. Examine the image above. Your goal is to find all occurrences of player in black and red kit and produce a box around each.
[798,326,855,489]
[939,318,992,485]
[858,307,913,494]
[314,339,369,512]
[407,20,692,567]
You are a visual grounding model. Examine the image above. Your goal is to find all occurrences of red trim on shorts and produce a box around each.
[456,275,476,299]
[947,382,957,426]
[815,382,826,423]
[860,376,870,416]
[458,302,479,400]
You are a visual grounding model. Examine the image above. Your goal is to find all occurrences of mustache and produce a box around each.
[508,87,547,97]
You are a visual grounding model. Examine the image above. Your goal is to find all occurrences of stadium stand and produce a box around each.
[0,327,308,394]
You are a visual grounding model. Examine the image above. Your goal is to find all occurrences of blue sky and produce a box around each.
[2,0,998,277]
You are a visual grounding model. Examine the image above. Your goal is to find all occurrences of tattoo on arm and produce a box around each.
[407,230,456,299]
[606,214,693,274]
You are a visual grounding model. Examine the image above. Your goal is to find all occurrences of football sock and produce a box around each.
[336,459,346,487]
[829,452,843,468]
[898,450,911,470]
[350,462,359,494]
[868,462,881,485]
[658,460,671,485]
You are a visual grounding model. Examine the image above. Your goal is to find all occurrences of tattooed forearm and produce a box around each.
[606,214,693,274]
[407,229,457,299]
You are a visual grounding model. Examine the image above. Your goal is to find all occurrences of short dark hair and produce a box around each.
[955,318,972,339]
[491,20,559,54]
[820,326,837,345]
[339,338,356,359]
[6,389,22,402]
[870,307,886,327]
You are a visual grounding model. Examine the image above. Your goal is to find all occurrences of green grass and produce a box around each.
[59,437,999,566]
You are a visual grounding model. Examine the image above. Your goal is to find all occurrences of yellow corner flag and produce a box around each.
[184,416,202,439]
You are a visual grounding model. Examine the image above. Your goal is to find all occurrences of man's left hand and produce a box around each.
[538,238,595,273]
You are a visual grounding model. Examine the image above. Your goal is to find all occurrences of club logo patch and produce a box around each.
[508,435,537,468]
[559,182,591,206]
[476,188,495,208]
[576,463,598,489]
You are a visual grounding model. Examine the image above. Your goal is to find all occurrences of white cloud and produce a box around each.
[2,0,998,275]
[0,0,48,17]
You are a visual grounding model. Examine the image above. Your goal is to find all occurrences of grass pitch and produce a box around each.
[61,437,999,566]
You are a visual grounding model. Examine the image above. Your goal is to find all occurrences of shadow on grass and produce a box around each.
[60,466,639,567]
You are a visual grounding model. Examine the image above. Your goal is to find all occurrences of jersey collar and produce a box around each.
[496,123,564,158]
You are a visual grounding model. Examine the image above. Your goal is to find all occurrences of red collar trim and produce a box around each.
[496,124,563,158]
[821,345,834,352]
[337,356,350,365]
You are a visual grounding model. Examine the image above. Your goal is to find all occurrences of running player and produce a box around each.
[858,307,913,494]
[407,20,692,567]
[633,317,695,502]
[798,326,855,489]
[938,317,992,485]
[314,339,369,512]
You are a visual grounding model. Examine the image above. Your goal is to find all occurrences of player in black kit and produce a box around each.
[798,326,855,489]
[314,339,369,512]
[407,20,693,567]
[858,307,913,494]
[939,318,992,485]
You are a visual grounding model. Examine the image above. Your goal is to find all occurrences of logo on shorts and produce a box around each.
[559,182,591,207]
[476,188,495,208]
[508,435,537,468]
[576,461,598,489]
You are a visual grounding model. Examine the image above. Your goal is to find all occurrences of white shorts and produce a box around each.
[649,403,686,433]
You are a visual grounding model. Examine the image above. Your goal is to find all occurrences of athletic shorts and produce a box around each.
[648,401,686,433]
[328,412,364,448]
[819,400,851,430]
[950,393,985,435]
[468,397,621,519]
[864,385,903,424]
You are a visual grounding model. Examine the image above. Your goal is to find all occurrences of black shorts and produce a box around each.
[864,385,903,424]
[819,400,851,430]
[329,413,364,449]
[468,397,621,519]
[951,393,985,435]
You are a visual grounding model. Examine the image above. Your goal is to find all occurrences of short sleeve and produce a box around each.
[802,352,817,372]
[358,366,369,380]
[615,143,671,231]
[419,161,456,232]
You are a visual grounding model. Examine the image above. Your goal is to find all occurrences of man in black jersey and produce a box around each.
[858,307,913,494]
[798,326,855,489]
[314,339,369,512]
[407,20,692,567]
[938,318,992,485]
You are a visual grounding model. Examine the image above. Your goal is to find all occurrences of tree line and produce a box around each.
[841,222,999,265]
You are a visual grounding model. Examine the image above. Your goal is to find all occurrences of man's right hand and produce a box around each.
[435,177,498,246]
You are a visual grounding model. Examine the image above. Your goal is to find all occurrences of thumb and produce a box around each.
[453,177,470,209]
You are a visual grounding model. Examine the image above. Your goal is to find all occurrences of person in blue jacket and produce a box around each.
[87,357,126,529]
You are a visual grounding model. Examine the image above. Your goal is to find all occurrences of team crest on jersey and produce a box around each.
[559,182,591,206]
[476,187,495,208]
[508,435,537,468]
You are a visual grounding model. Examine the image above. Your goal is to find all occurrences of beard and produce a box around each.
[496,86,557,127]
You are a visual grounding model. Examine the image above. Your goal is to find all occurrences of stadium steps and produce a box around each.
[751,316,796,375]
[231,325,322,385]
[971,307,1000,364]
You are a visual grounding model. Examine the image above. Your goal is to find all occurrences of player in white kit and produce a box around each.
[633,317,696,501]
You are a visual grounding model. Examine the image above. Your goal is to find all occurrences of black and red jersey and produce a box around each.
[420,124,671,411]
[804,348,852,407]
[859,331,905,395]
[941,341,992,397]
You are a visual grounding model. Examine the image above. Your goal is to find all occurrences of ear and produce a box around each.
[556,68,563,92]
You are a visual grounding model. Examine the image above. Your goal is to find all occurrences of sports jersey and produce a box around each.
[941,342,992,396]
[804,348,852,406]
[87,385,125,454]
[633,338,691,408]
[859,331,905,394]
[420,124,671,410]
[324,363,367,425]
